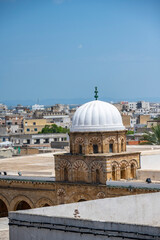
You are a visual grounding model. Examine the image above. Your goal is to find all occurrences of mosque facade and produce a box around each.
[55,96,140,184]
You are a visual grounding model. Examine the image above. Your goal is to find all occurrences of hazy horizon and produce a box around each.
[2,95,160,107]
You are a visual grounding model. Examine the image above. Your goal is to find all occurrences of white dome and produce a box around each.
[70,100,125,132]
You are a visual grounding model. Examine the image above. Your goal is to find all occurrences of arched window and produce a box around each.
[16,201,31,211]
[93,144,98,153]
[64,167,68,181]
[42,204,50,207]
[109,143,113,153]
[78,199,86,202]
[79,145,82,154]
[112,166,116,180]
[0,200,8,218]
[77,166,85,182]
[120,164,126,179]
[131,163,136,178]
[96,169,100,183]
[109,140,114,153]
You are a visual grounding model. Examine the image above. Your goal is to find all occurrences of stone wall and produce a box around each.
[70,131,126,155]
[55,152,140,183]
[0,178,158,218]
[20,148,39,156]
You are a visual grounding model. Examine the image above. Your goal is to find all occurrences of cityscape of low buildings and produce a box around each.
[0,97,160,240]
[0,100,160,155]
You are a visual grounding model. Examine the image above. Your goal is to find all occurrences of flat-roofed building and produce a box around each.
[23,119,52,134]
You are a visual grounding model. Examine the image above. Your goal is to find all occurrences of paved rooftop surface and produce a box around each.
[106,180,160,190]
[127,145,160,155]
[0,146,160,179]
[0,175,55,182]
[0,151,66,177]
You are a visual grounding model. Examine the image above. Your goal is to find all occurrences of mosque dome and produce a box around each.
[70,100,125,132]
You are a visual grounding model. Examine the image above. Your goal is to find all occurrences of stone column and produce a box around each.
[84,134,88,154]
[102,134,106,153]
[114,141,118,153]
[126,166,130,180]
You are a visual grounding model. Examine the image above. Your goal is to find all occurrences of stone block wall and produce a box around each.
[69,131,126,155]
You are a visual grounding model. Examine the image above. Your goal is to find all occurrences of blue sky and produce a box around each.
[0,0,160,105]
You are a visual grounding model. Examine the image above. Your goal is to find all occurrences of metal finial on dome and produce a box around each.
[94,87,98,100]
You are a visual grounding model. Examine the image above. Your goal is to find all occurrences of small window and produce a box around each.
[64,167,68,181]
[35,139,40,144]
[79,145,82,154]
[15,122,17,125]
[33,122,36,125]
[109,144,113,153]
[27,128,30,132]
[34,128,37,131]
[44,138,49,143]
[96,169,100,183]
[93,144,98,153]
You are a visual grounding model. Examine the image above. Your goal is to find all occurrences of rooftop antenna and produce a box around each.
[94,86,98,100]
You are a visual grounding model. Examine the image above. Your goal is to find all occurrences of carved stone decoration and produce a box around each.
[73,160,89,182]
[36,198,54,208]
[118,136,125,144]
[75,137,85,145]
[119,160,129,167]
[57,188,66,204]
[111,161,119,168]
[90,161,105,183]
[56,160,72,181]
[56,160,72,171]
[96,192,106,199]
[57,188,66,197]
[129,159,138,168]
[106,136,116,144]
[90,161,103,172]
[89,137,101,145]
[129,159,138,179]
[73,160,88,171]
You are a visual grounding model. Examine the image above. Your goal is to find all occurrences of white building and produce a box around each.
[43,114,71,129]
[137,101,150,111]
[32,104,45,111]
[128,102,137,111]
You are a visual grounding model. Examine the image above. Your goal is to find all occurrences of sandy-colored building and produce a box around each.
[23,119,51,134]
[137,114,150,125]
[121,114,131,128]
[147,119,160,128]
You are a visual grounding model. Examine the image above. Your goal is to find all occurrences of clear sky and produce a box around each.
[0,0,160,105]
